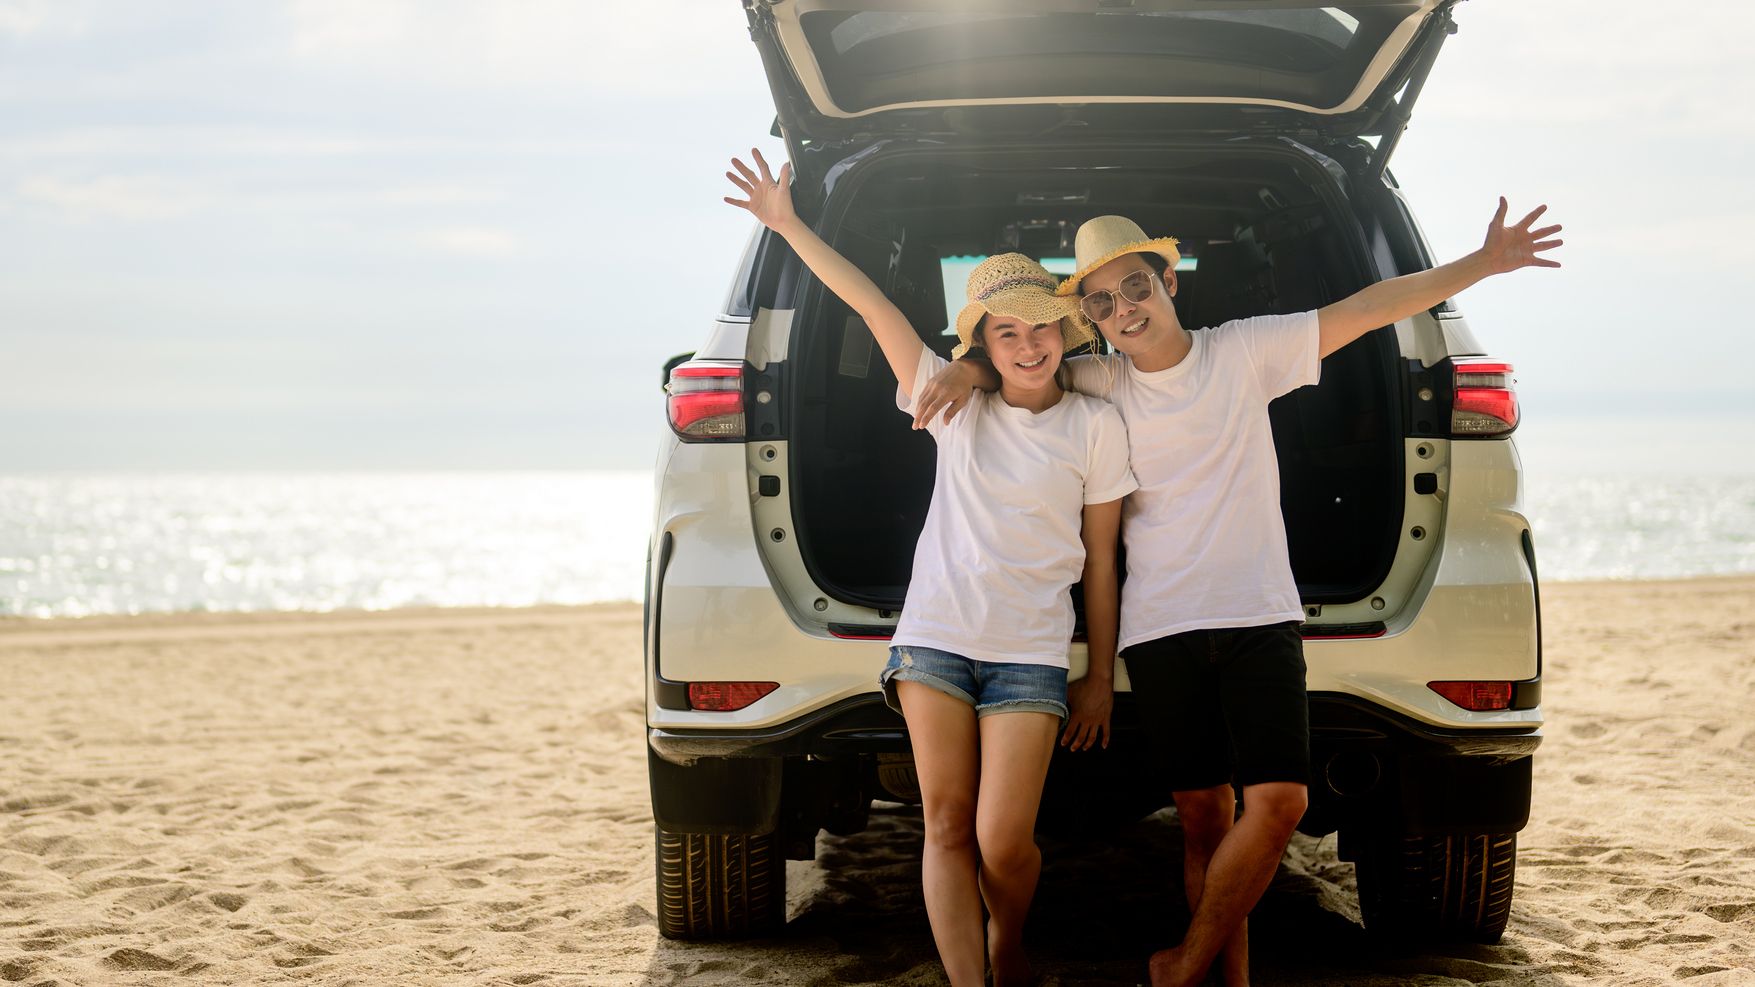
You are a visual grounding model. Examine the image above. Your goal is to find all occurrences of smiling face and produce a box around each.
[1080,253,1182,359]
[977,314,1065,391]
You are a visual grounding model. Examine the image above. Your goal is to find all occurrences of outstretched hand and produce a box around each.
[1480,197,1564,275]
[723,148,796,232]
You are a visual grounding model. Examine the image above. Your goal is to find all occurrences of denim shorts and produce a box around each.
[879,645,1069,721]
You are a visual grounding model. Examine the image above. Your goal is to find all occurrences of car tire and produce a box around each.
[1354,831,1516,944]
[654,825,785,940]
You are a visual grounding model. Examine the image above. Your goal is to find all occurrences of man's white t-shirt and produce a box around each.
[893,345,1138,668]
[1064,311,1321,651]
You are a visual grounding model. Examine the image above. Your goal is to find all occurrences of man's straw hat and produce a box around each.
[1055,216,1181,297]
[952,253,1094,360]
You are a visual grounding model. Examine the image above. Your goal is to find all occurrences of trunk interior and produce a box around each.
[787,145,1405,613]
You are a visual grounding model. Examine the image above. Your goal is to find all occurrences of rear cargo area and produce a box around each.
[786,146,1406,612]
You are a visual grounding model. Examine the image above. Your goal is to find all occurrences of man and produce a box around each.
[917,200,1561,986]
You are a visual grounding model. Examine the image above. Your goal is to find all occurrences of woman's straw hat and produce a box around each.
[952,253,1094,360]
[1055,216,1181,297]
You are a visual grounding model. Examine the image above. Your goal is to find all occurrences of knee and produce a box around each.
[975,821,1041,875]
[1175,788,1236,853]
[1244,784,1308,835]
[923,801,977,853]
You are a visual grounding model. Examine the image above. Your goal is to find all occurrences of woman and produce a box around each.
[724,149,1134,987]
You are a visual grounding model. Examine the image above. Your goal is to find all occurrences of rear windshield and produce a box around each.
[800,6,1420,113]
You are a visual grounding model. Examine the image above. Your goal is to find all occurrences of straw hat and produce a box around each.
[1055,216,1181,297]
[952,253,1094,360]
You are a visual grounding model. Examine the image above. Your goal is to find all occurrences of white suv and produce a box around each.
[647,0,1541,944]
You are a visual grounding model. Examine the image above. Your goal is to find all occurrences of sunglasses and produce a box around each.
[1079,269,1156,323]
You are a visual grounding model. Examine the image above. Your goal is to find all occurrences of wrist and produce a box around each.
[1464,247,1499,279]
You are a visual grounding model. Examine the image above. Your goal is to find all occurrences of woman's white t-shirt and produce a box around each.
[1063,311,1322,651]
[891,344,1138,668]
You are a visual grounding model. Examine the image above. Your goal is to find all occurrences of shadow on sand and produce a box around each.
[648,805,1561,986]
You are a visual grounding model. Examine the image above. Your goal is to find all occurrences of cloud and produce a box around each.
[281,0,755,97]
[1421,1,1755,135]
[16,174,208,220]
[0,126,637,160]
[0,127,396,158]
[1592,213,1755,271]
[380,183,504,206]
[0,0,91,38]
[416,227,520,257]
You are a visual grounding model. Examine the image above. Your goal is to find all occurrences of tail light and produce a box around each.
[1451,359,1518,437]
[687,681,778,711]
[1428,680,1513,711]
[666,361,745,441]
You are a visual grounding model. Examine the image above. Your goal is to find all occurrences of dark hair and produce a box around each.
[1139,252,1170,277]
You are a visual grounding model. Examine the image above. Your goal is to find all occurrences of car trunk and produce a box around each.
[785,142,1405,613]
[745,0,1458,176]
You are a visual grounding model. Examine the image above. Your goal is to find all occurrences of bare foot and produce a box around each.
[987,917,1031,987]
[1146,946,1203,987]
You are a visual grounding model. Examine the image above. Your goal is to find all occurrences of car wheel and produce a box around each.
[653,825,785,940]
[1354,831,1516,944]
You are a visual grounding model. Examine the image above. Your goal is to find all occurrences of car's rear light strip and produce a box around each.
[667,361,745,441]
[1451,358,1518,437]
[1301,621,1387,639]
[829,624,894,640]
[1428,680,1513,711]
[687,681,778,711]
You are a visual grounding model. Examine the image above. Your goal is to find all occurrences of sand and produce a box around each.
[1,579,1752,986]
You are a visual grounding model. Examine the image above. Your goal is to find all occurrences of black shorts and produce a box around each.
[1122,620,1310,792]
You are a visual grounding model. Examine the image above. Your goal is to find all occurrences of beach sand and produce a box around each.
[2,579,1752,986]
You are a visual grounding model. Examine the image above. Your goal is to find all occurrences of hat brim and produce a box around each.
[952,288,1094,360]
[1056,237,1182,297]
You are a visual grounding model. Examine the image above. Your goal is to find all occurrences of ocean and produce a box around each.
[0,472,652,619]
[2,469,1752,619]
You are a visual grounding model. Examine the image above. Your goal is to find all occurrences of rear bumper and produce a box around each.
[649,691,1538,765]
[649,695,908,765]
[649,692,1539,838]
[1306,692,1539,839]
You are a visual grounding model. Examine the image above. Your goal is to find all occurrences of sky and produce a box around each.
[2,0,1752,472]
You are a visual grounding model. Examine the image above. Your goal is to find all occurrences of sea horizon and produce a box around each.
[3,465,1753,620]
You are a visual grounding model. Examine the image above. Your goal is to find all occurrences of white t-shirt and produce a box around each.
[1064,311,1321,650]
[892,345,1138,668]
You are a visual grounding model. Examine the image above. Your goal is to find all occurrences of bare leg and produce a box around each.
[973,711,1060,987]
[1172,786,1249,987]
[1149,783,1307,987]
[896,682,985,987]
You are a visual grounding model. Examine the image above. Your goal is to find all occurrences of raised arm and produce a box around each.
[1317,197,1563,358]
[1063,497,1123,752]
[724,149,922,396]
